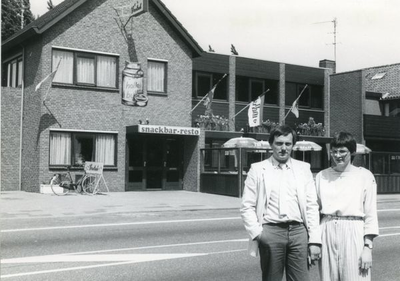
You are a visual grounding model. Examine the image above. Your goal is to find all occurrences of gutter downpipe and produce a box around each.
[18,45,25,191]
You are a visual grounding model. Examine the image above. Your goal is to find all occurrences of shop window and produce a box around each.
[49,131,117,167]
[236,76,278,104]
[285,82,323,109]
[147,60,167,93]
[2,55,23,87]
[52,48,117,88]
[193,71,227,100]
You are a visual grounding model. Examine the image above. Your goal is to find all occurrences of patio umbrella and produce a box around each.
[356,143,372,154]
[255,140,272,150]
[222,137,258,148]
[292,140,322,161]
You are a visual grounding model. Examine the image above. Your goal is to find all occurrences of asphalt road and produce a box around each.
[1,201,400,280]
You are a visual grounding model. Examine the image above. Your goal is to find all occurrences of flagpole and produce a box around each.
[190,92,209,113]
[190,73,227,113]
[231,89,270,120]
[283,84,308,120]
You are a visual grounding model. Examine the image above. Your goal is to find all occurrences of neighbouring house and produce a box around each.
[330,63,400,193]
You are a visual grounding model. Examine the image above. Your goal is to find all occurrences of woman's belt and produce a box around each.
[322,214,364,221]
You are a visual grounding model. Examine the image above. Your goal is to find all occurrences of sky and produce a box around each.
[30,0,400,73]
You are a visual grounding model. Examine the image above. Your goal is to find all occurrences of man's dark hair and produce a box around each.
[268,125,297,145]
[331,132,357,154]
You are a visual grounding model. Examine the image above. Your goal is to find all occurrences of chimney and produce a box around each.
[319,59,336,73]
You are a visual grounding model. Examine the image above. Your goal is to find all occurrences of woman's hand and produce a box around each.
[360,247,372,271]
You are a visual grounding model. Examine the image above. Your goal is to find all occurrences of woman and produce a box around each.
[315,132,379,281]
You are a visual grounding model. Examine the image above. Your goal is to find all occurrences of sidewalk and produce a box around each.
[1,191,399,220]
[0,191,242,219]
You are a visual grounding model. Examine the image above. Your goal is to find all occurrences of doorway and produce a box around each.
[126,135,183,191]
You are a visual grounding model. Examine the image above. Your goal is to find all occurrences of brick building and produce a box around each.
[2,0,331,194]
[330,63,400,193]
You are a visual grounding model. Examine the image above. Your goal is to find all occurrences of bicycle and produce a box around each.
[50,166,99,196]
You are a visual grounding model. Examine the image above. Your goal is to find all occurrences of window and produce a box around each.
[2,56,23,87]
[371,72,386,80]
[49,131,117,167]
[235,76,278,104]
[285,82,323,109]
[52,48,117,88]
[193,71,227,100]
[147,60,167,93]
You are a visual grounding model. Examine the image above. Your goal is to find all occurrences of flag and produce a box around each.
[290,98,299,118]
[35,59,62,92]
[203,84,217,110]
[248,94,265,127]
[35,69,57,92]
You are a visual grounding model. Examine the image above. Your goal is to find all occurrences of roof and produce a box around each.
[2,0,203,56]
[365,63,400,100]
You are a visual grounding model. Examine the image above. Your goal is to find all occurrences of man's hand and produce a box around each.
[308,245,321,267]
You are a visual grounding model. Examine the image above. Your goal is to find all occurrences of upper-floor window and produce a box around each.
[285,82,323,109]
[52,48,118,89]
[193,71,227,100]
[2,55,23,88]
[147,59,167,93]
[236,76,278,105]
[49,131,117,167]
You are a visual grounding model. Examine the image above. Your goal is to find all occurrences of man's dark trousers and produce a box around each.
[258,223,309,281]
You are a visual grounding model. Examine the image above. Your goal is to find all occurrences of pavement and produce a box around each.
[1,190,399,220]
[0,190,242,219]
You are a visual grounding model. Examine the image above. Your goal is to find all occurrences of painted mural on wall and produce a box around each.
[113,0,148,106]
[122,61,147,106]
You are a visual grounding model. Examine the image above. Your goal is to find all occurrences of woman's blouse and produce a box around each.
[315,165,379,236]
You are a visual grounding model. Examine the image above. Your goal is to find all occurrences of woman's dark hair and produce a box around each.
[331,132,357,154]
[268,125,297,145]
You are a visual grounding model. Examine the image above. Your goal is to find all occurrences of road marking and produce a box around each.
[378,233,400,237]
[379,226,400,229]
[378,209,400,212]
[1,217,241,233]
[1,238,248,262]
[0,249,246,279]
[2,253,207,264]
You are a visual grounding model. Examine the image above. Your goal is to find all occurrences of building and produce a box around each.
[2,0,331,194]
[330,63,400,193]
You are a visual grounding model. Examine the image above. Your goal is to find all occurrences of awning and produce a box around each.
[381,92,400,100]
[127,124,200,136]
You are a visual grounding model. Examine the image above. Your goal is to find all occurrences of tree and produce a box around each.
[47,0,54,10]
[1,0,35,42]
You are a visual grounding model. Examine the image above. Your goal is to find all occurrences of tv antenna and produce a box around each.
[314,18,337,63]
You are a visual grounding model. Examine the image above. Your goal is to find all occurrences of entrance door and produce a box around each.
[146,137,164,189]
[126,136,183,191]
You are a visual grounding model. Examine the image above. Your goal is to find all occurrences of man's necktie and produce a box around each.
[278,164,288,216]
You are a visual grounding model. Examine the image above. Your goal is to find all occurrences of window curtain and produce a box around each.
[148,61,165,92]
[95,135,115,165]
[53,50,73,83]
[11,61,17,88]
[17,60,23,87]
[97,56,116,87]
[50,133,71,165]
[77,56,95,84]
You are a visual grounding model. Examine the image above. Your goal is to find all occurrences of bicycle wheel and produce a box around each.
[50,174,70,196]
[81,175,98,195]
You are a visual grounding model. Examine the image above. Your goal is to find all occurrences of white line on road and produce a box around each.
[1,238,248,262]
[2,210,400,233]
[377,209,400,212]
[1,217,240,233]
[0,248,246,279]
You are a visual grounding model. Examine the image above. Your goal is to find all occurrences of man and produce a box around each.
[240,125,321,281]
